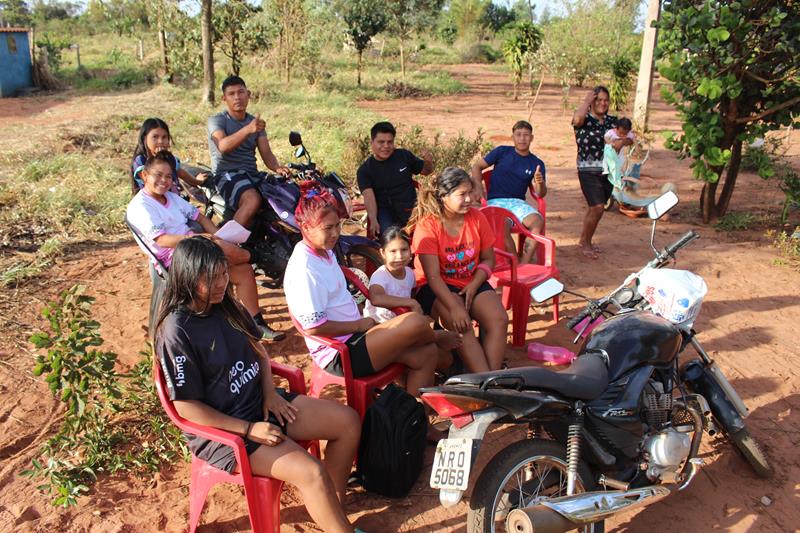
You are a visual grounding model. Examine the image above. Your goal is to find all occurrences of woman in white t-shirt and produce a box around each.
[283,183,441,398]
[126,151,284,340]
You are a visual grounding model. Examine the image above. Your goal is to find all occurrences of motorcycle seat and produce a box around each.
[445,353,609,401]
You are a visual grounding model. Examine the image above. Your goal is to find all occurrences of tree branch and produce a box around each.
[735,95,800,124]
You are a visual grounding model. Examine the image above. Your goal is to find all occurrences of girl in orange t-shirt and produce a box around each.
[410,167,509,372]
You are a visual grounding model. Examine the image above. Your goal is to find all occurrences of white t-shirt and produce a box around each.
[284,242,362,368]
[126,190,199,268]
[363,266,415,323]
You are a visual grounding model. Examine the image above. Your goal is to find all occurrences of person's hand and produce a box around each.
[247,421,285,446]
[583,90,597,106]
[459,281,479,311]
[358,317,376,333]
[533,165,544,185]
[195,172,210,184]
[367,217,380,240]
[249,113,266,134]
[275,165,291,178]
[264,390,299,426]
[408,300,424,315]
[449,300,472,333]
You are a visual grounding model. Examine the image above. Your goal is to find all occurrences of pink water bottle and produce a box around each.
[527,342,576,365]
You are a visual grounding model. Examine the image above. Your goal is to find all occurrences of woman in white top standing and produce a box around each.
[283,182,442,398]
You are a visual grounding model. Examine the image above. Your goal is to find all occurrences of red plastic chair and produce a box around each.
[481,168,548,263]
[480,206,560,347]
[290,266,406,420]
[153,358,313,533]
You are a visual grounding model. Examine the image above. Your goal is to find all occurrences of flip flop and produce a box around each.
[581,248,599,260]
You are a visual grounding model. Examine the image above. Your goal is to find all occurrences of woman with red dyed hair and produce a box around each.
[284,181,440,399]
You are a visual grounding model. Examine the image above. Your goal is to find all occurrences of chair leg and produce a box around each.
[502,286,512,310]
[188,465,213,533]
[552,295,560,323]
[511,289,531,348]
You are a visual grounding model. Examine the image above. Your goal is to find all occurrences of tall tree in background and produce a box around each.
[449,0,488,40]
[658,0,800,222]
[201,0,214,104]
[0,0,31,26]
[384,0,442,80]
[502,21,541,100]
[214,0,270,76]
[339,0,386,86]
[267,0,307,83]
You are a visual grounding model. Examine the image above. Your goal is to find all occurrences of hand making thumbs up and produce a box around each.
[533,164,544,185]
[250,112,266,134]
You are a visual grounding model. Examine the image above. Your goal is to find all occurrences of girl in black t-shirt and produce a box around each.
[155,236,364,533]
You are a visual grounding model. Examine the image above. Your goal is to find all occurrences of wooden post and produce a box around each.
[137,38,144,62]
[200,0,215,104]
[632,0,661,131]
[73,44,81,69]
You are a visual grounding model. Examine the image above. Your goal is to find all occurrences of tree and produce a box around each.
[214,0,270,76]
[266,0,307,83]
[449,0,489,40]
[502,21,542,100]
[338,0,386,86]
[1,0,31,26]
[384,0,442,80]
[201,0,214,104]
[658,0,800,222]
[482,2,517,32]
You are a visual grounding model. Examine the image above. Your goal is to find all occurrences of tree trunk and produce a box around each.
[513,75,519,100]
[232,32,239,76]
[357,49,363,86]
[701,181,718,223]
[201,0,215,104]
[717,138,743,217]
[158,29,172,83]
[399,40,405,80]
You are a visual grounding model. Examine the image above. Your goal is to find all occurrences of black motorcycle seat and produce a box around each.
[445,353,609,400]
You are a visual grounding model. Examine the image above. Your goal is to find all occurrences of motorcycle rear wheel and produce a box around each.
[730,428,773,479]
[468,439,603,533]
[343,244,382,278]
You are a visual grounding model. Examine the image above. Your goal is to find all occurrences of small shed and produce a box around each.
[0,27,32,97]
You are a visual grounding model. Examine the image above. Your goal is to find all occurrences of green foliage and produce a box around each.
[214,0,272,76]
[744,136,800,224]
[657,0,800,221]
[449,0,489,40]
[0,0,31,26]
[338,0,386,85]
[502,21,542,99]
[482,1,517,32]
[714,211,757,231]
[608,55,635,111]
[768,229,800,267]
[22,286,187,507]
[459,42,501,63]
[35,34,73,71]
[384,0,444,79]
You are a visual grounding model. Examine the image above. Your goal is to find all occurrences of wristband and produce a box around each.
[476,263,493,277]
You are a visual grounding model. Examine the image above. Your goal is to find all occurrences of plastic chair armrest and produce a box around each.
[270,361,307,394]
[492,248,518,283]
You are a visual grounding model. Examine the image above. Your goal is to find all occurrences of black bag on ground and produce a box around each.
[356,383,428,497]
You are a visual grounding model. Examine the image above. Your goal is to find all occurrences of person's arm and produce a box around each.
[305,317,375,337]
[154,233,195,249]
[369,284,423,314]
[572,90,596,128]
[361,188,380,239]
[257,135,290,177]
[177,167,208,187]
[419,150,434,176]
[458,246,495,311]
[249,340,299,426]
[471,157,490,199]
[211,114,263,154]
[173,399,285,446]
[611,137,633,152]
[418,253,471,332]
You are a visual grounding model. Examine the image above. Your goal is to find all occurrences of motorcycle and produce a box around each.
[420,191,772,533]
[197,131,381,289]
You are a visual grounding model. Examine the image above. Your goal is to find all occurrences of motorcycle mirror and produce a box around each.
[647,190,679,220]
[529,278,564,303]
[294,145,306,158]
[289,131,303,146]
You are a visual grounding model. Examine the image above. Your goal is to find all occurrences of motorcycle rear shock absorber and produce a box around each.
[566,403,584,496]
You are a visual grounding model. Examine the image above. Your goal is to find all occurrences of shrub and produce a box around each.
[459,43,501,63]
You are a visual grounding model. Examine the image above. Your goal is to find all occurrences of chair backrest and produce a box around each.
[125,214,169,277]
[481,168,547,226]
[480,206,555,268]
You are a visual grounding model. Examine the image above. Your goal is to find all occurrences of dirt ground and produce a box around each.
[1,64,799,532]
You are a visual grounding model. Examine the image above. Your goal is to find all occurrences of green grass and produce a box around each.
[714,211,758,231]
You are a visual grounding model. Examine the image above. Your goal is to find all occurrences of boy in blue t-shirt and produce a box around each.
[471,120,547,264]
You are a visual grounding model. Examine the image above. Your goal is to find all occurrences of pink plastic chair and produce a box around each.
[480,206,560,347]
[290,265,406,420]
[153,359,313,533]
[481,168,548,263]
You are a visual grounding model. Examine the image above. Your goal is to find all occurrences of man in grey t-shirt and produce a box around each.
[207,75,290,229]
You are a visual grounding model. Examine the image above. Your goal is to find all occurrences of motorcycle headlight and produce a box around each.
[338,187,353,217]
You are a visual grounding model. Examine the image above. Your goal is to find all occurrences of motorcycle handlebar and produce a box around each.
[566,308,592,330]
[664,230,699,257]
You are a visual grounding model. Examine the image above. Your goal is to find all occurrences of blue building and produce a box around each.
[0,28,32,97]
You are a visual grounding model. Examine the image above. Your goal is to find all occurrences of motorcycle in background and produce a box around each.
[421,191,772,533]
[194,131,381,289]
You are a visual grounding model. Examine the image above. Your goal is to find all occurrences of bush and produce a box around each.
[459,43,501,63]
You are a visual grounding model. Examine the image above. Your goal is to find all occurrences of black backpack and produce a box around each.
[356,384,428,497]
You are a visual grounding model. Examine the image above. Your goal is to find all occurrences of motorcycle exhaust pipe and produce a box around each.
[506,486,672,533]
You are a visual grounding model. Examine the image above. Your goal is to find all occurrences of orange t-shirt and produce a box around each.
[412,208,495,289]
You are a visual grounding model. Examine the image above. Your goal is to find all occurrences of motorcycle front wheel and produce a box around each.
[730,428,773,478]
[468,439,603,533]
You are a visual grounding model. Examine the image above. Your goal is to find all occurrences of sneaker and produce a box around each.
[257,324,286,342]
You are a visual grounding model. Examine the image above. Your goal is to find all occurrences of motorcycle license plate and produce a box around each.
[430,438,472,491]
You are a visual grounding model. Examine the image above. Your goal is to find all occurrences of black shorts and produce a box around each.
[188,387,298,474]
[415,282,495,316]
[578,170,613,207]
[214,170,261,211]
[324,331,376,378]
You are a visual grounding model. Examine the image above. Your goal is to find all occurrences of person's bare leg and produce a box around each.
[503,219,516,256]
[233,188,261,229]
[520,213,544,264]
[247,440,353,533]
[364,312,438,396]
[579,205,604,259]
[469,291,509,370]
[433,301,489,373]
[229,263,260,316]
[285,395,360,501]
